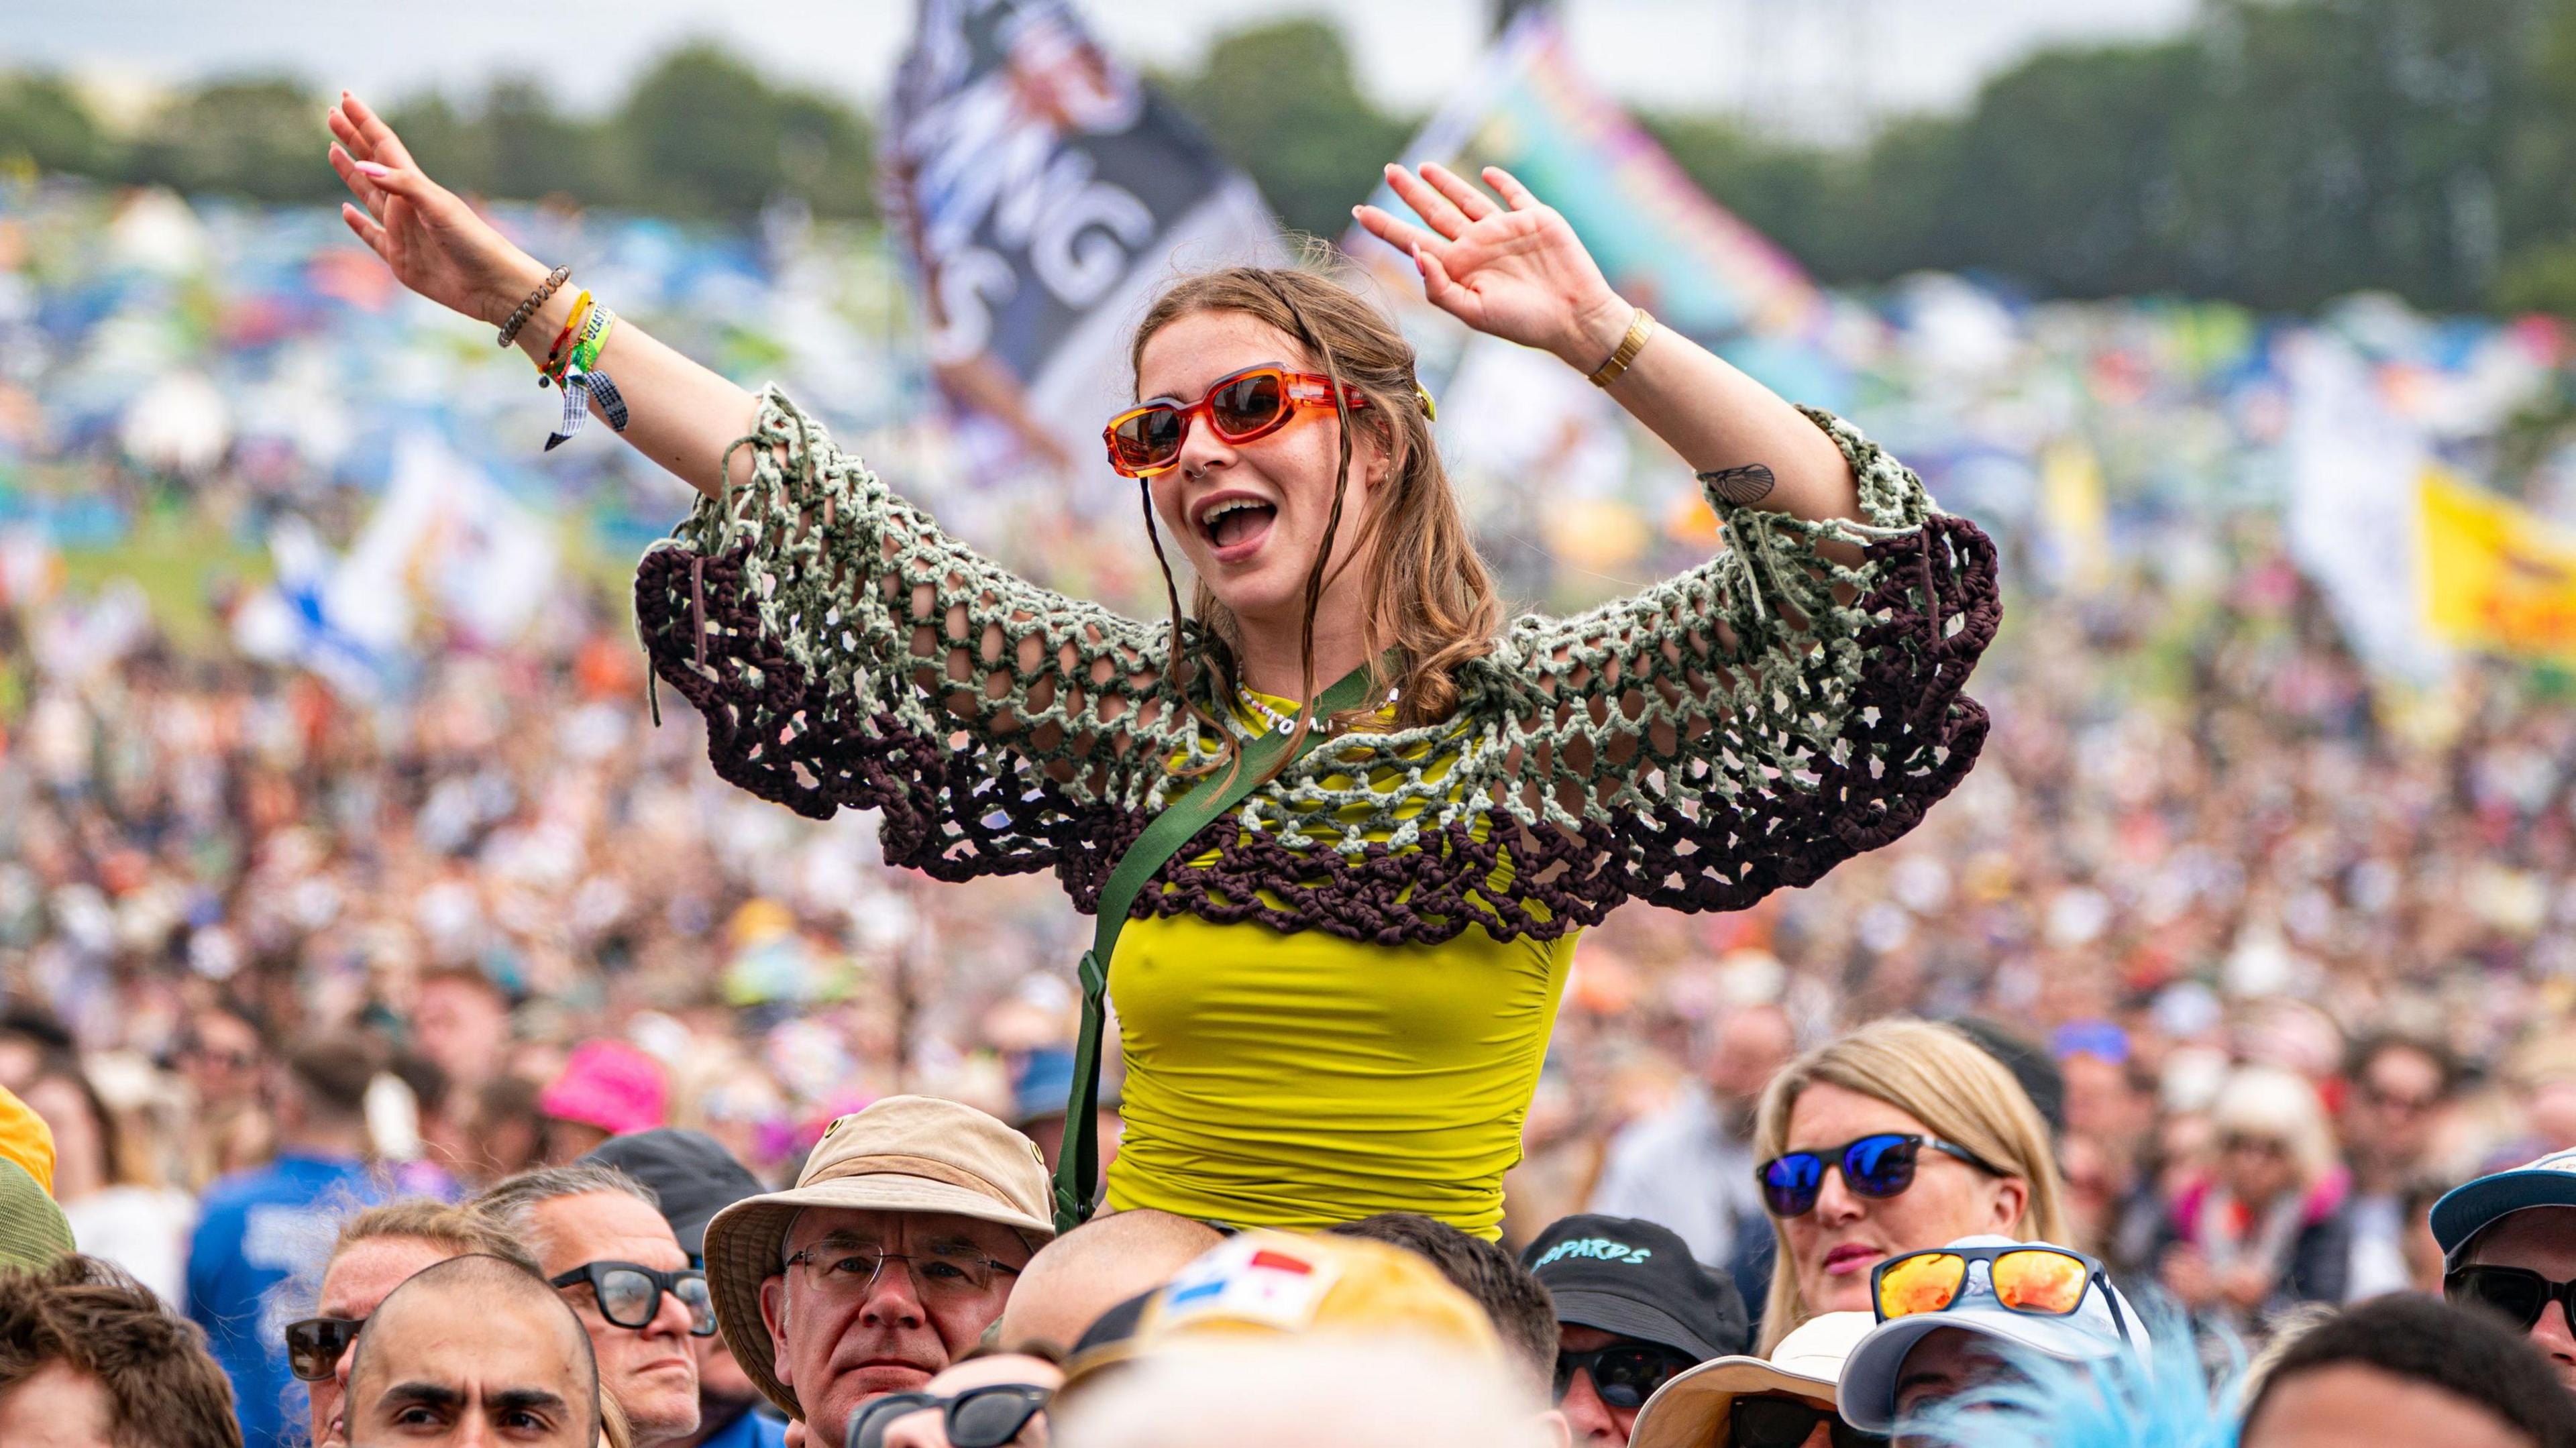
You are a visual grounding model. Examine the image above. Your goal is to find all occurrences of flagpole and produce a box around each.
[1491,0,1554,40]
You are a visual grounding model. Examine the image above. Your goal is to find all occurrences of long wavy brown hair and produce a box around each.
[1128,262,1501,780]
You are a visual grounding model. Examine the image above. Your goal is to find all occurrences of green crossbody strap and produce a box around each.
[1049,658,1382,1233]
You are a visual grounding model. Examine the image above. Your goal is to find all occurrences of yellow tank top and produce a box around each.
[1099,689,1581,1240]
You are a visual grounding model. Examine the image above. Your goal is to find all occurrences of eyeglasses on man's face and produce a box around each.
[549,1261,717,1336]
[783,1239,1024,1304]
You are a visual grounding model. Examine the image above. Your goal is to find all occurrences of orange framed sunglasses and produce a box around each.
[1103,363,1368,479]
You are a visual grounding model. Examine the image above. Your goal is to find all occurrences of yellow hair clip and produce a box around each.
[1416,384,1437,421]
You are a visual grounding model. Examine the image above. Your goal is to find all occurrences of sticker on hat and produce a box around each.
[1156,1236,1346,1334]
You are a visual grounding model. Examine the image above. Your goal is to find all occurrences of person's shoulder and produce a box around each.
[193,1162,281,1215]
[2163,1173,2218,1230]
[708,1410,792,1448]
[274,1151,375,1191]
[70,1184,196,1230]
[1616,1084,1718,1145]
[1599,1085,1721,1172]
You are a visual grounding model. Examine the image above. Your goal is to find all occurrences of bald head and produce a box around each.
[998,1209,1222,1351]
[347,1254,601,1447]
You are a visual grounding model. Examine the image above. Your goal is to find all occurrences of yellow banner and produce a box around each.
[2420,467,2576,662]
[2039,439,2109,592]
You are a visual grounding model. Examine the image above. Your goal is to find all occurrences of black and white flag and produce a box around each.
[885,0,1281,480]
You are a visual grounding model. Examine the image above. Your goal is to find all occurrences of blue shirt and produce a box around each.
[185,1152,382,1448]
[698,1406,793,1448]
[1587,1083,1776,1325]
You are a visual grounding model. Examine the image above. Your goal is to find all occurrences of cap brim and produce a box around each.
[669,1208,715,1260]
[1629,1356,1836,1448]
[1837,1314,2118,1433]
[1550,1288,1726,1361]
[2432,1172,2576,1258]
[703,1177,1057,1421]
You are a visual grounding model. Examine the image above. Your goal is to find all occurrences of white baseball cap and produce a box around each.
[1835,1235,2151,1434]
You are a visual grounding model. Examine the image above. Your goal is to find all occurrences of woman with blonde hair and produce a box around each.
[2157,1063,2352,1330]
[1750,1019,2068,1351]
[323,90,1997,1241]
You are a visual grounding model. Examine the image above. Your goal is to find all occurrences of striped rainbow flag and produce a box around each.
[1350,11,1824,346]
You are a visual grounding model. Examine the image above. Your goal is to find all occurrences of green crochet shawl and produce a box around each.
[635,387,1998,944]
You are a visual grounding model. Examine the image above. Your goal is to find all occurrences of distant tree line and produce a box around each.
[0,44,876,221]
[1173,1,2576,316]
[1643,0,2576,315]
[4,0,2576,317]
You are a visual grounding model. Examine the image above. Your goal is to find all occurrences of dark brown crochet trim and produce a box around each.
[635,512,1998,944]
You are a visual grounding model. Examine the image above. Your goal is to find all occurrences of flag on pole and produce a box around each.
[232,432,557,701]
[1348,12,1828,376]
[1340,9,1848,592]
[2281,331,2449,684]
[2419,466,2576,665]
[883,0,1282,480]
[2037,438,2110,594]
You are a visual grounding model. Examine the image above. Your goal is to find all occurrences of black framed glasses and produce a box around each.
[548,1261,717,1337]
[1733,1394,1888,1448]
[1551,1343,1698,1411]
[1756,1133,2002,1218]
[2448,1265,2576,1331]
[845,1383,1051,1448]
[284,1316,364,1382]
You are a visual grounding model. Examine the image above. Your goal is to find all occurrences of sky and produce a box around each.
[1,0,2200,144]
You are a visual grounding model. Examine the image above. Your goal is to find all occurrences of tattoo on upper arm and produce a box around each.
[1696,463,1776,506]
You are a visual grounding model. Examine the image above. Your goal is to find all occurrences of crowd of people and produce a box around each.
[11,414,2576,1445]
[3,1021,2576,1447]
[4,69,2576,1445]
[7,361,2576,1441]
[8,526,2576,1448]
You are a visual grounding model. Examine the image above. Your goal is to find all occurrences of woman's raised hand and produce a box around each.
[1353,162,1633,374]
[326,91,544,328]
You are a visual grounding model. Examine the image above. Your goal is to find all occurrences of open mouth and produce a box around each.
[1195,495,1278,557]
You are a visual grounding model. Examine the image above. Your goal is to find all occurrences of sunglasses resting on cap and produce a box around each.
[1835,1235,2149,1435]
[1870,1243,2128,1335]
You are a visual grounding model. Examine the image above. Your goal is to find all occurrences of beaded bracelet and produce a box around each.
[497,265,572,348]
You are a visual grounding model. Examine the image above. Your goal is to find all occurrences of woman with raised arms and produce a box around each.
[325,90,1996,1239]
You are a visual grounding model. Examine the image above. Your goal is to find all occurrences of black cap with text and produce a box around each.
[1518,1213,1749,1361]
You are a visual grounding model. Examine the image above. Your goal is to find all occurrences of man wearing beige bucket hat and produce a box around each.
[702,1096,1055,1446]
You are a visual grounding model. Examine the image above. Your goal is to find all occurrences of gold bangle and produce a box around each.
[1587,307,1656,388]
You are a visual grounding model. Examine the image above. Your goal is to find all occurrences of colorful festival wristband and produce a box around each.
[543,304,629,450]
[540,290,595,383]
[570,306,616,376]
[547,300,605,387]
